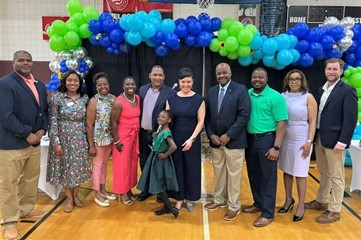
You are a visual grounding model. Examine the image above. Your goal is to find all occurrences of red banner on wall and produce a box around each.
[103,0,173,13]
[42,16,69,40]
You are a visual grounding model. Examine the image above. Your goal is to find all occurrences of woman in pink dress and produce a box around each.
[111,76,140,205]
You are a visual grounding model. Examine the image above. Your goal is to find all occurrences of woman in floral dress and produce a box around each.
[47,70,91,213]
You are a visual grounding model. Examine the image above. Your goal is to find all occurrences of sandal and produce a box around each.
[127,191,137,201]
[119,194,133,206]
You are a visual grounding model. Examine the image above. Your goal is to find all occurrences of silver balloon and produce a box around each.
[76,71,86,79]
[345,29,354,39]
[73,47,88,59]
[65,58,79,70]
[340,17,355,30]
[84,57,94,69]
[49,60,60,73]
[338,37,353,52]
[322,17,340,29]
[60,50,72,60]
[55,52,62,61]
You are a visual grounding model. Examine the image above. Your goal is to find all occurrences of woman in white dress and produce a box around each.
[278,69,317,222]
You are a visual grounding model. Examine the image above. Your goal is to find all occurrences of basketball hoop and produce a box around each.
[197,0,214,16]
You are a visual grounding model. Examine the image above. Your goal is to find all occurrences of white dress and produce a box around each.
[279,92,312,177]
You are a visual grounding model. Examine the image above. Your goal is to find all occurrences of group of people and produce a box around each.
[0,50,357,240]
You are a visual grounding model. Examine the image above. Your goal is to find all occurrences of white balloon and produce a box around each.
[338,37,353,52]
[345,29,354,39]
[322,17,340,29]
[84,57,94,69]
[49,60,60,73]
[73,47,88,59]
[340,17,355,30]
[66,58,79,70]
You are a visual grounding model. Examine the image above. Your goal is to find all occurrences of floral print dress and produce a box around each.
[46,92,91,188]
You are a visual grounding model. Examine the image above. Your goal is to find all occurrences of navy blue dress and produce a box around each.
[167,92,204,201]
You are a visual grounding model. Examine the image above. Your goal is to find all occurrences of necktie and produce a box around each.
[218,88,224,113]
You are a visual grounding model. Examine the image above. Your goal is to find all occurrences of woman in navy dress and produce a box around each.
[166,67,205,211]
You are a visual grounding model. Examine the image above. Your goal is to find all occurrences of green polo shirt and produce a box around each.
[247,85,288,134]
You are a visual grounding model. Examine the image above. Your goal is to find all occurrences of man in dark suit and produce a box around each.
[137,65,175,201]
[305,58,358,224]
[0,50,48,240]
[204,62,251,221]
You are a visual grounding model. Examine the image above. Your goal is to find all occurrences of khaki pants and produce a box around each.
[0,146,40,229]
[315,137,345,212]
[210,147,245,211]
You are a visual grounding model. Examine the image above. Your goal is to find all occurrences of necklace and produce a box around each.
[123,92,136,103]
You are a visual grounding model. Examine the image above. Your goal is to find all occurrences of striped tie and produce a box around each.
[218,87,224,113]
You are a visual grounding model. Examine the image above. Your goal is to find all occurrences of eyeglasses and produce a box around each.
[288,78,302,83]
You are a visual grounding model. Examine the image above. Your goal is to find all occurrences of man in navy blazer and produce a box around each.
[306,58,358,224]
[0,50,48,239]
[204,62,251,221]
[137,65,175,201]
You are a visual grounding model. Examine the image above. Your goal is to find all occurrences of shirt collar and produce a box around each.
[322,79,340,91]
[219,80,231,92]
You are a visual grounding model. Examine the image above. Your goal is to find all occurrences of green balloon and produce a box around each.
[238,29,253,45]
[78,23,92,39]
[356,87,361,98]
[49,35,66,52]
[245,24,258,34]
[52,20,67,36]
[358,100,361,112]
[344,69,351,77]
[83,6,99,22]
[66,21,79,34]
[237,45,251,58]
[64,31,80,47]
[227,51,239,60]
[224,36,239,52]
[350,73,361,88]
[358,112,361,123]
[67,0,83,16]
[219,49,228,57]
[350,68,357,74]
[221,18,234,30]
[71,13,86,27]
[217,29,229,42]
[228,22,243,37]
[47,26,55,38]
[209,39,220,52]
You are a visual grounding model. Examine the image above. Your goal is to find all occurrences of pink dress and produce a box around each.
[112,94,140,194]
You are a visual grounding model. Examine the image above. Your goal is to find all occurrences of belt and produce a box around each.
[248,131,275,138]
[141,128,154,134]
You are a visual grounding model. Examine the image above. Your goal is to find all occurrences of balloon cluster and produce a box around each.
[342,66,361,121]
[47,0,98,52]
[47,47,94,91]
[344,24,361,68]
[287,17,356,67]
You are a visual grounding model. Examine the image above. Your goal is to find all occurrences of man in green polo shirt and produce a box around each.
[242,67,288,227]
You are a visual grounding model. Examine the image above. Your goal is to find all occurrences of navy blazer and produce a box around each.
[205,80,251,149]
[0,71,48,150]
[316,80,358,148]
[139,83,175,131]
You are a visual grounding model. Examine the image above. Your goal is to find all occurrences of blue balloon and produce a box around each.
[45,84,51,91]
[298,53,314,67]
[148,17,161,31]
[356,46,361,59]
[306,27,326,43]
[198,13,210,21]
[277,49,293,66]
[345,53,356,65]
[250,36,263,50]
[151,31,164,46]
[325,48,343,59]
[88,20,102,34]
[60,66,68,73]
[125,31,142,46]
[188,20,202,36]
[99,35,111,48]
[102,19,116,33]
[50,84,58,91]
[89,35,100,47]
[327,26,345,41]
[200,18,212,32]
[186,16,198,24]
[308,42,324,57]
[175,22,188,38]
[127,14,143,31]
[170,42,181,51]
[275,34,291,51]
[274,63,286,70]
[164,33,179,48]
[141,22,156,38]
[106,47,114,54]
[211,17,222,32]
[348,41,359,53]
[51,73,58,81]
[149,10,162,21]
[291,49,300,63]
[155,45,169,57]
[60,60,66,67]
[263,55,276,67]
[238,55,253,66]
[161,19,176,34]
[320,35,335,50]
[145,39,155,48]
[289,35,298,48]
[185,35,196,46]
[110,29,124,44]
[99,12,113,23]
[175,18,187,26]
[295,40,309,53]
[253,49,264,60]
[262,39,277,55]
[196,31,213,47]
[119,16,130,31]
[293,23,309,39]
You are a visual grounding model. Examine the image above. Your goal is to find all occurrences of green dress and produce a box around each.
[137,130,178,194]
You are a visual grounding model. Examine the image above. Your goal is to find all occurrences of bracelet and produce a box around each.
[114,140,120,145]
[306,139,313,143]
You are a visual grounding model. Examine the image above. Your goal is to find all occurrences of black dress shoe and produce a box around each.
[136,192,151,201]
[172,207,179,218]
[154,207,171,215]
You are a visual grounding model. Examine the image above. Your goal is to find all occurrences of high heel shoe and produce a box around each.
[293,208,305,222]
[278,198,295,213]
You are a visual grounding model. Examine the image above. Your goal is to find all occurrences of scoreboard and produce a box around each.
[287,5,361,29]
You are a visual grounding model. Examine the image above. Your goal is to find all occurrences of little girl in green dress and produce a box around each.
[137,110,179,218]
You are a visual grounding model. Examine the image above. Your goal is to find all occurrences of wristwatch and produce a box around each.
[273,146,280,151]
